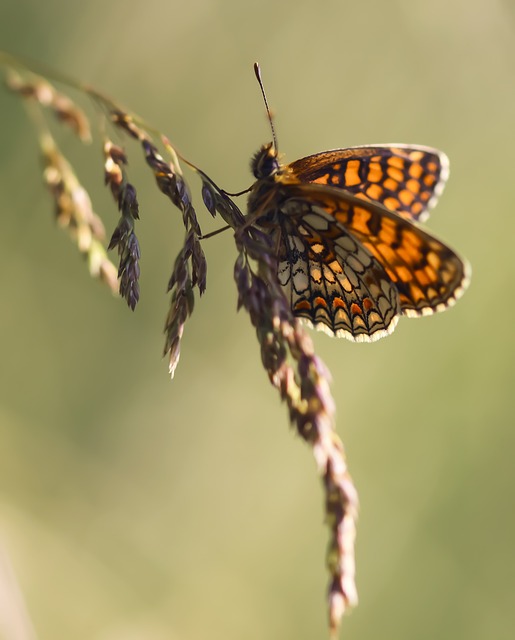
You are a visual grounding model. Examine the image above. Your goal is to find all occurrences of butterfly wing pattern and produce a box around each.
[248,144,470,342]
[288,144,449,223]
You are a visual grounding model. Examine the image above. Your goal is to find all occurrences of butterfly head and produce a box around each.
[251,65,283,181]
[251,142,280,180]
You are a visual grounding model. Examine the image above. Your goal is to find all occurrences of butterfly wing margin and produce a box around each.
[288,144,449,223]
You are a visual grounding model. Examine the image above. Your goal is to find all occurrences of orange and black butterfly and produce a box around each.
[247,65,470,342]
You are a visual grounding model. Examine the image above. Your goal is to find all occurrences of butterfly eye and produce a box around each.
[251,143,280,179]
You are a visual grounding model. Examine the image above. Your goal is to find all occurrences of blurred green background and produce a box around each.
[1,1,514,639]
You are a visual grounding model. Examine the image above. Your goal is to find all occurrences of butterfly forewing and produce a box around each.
[288,144,449,223]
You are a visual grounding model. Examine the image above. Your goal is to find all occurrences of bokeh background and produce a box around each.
[1,1,514,639]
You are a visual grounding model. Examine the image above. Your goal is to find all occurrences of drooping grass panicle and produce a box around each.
[41,131,118,292]
[233,222,358,635]
[108,109,207,373]
[4,65,118,293]
[141,135,207,372]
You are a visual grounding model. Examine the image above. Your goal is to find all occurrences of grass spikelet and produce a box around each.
[6,69,91,142]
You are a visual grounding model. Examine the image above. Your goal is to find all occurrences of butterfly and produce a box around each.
[247,132,470,342]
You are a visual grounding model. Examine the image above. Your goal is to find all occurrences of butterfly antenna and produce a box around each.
[254,62,278,151]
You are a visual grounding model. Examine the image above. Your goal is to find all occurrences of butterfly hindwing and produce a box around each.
[281,183,469,321]
[275,202,400,341]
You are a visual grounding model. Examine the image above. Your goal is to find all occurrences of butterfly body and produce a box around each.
[248,143,470,342]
